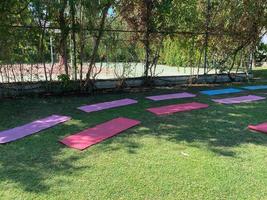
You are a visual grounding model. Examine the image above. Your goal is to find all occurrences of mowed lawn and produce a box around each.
[0,85,267,200]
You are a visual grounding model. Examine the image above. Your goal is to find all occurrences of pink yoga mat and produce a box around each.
[60,117,141,150]
[147,102,209,116]
[0,115,71,144]
[248,122,267,134]
[78,98,138,113]
[212,95,265,104]
[146,92,196,101]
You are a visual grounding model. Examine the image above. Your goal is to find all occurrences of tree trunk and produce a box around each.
[0,64,3,82]
[59,32,69,76]
[58,0,69,76]
[203,0,211,76]
[84,3,111,88]
[30,63,33,81]
[142,0,153,84]
[144,31,150,79]
[79,35,85,83]
[79,3,85,84]
[40,18,48,81]
[19,63,24,82]
[71,1,77,80]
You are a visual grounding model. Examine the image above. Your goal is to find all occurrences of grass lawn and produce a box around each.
[0,84,267,199]
[253,65,267,80]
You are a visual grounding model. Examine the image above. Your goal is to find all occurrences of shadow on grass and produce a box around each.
[0,124,90,193]
[253,68,267,80]
[94,98,267,158]
[0,97,94,193]
[0,89,267,193]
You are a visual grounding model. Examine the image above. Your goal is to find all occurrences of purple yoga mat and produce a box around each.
[78,98,138,113]
[212,95,265,104]
[146,92,196,101]
[0,115,71,144]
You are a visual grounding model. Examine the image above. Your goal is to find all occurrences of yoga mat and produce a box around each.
[78,98,138,113]
[60,117,141,150]
[146,92,196,101]
[0,115,71,144]
[147,102,209,116]
[200,88,243,96]
[212,95,265,104]
[248,122,267,134]
[242,85,267,90]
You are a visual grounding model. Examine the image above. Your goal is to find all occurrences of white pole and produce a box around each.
[50,36,54,65]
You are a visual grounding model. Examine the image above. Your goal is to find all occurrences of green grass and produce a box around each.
[253,66,267,80]
[0,86,267,200]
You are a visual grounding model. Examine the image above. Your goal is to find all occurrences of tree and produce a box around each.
[57,0,69,76]
[118,0,174,84]
[83,0,113,89]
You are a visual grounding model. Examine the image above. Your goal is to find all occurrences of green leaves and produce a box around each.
[0,0,266,81]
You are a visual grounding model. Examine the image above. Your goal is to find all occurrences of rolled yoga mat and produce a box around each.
[0,115,71,144]
[212,95,265,105]
[78,98,138,113]
[60,117,141,150]
[146,92,196,101]
[147,102,209,116]
[200,88,243,96]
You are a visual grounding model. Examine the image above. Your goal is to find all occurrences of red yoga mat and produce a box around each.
[248,122,267,134]
[60,117,141,150]
[147,102,209,116]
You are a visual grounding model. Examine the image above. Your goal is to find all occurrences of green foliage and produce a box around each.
[161,38,187,66]
[0,0,266,81]
[57,74,70,82]
[57,74,72,89]
[255,42,267,63]
[160,36,201,67]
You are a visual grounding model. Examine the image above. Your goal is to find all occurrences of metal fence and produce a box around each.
[0,26,253,84]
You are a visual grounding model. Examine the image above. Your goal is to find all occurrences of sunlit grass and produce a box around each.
[0,86,267,200]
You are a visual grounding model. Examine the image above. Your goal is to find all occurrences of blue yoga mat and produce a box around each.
[200,88,243,96]
[242,85,267,90]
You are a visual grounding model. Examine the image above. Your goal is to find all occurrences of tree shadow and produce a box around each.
[0,89,267,194]
[0,96,95,194]
[94,135,142,154]
[0,123,90,193]
[95,92,267,158]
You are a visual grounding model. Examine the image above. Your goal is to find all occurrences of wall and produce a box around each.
[0,73,251,98]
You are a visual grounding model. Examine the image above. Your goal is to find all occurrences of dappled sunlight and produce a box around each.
[0,105,109,194]
[0,0,267,198]
[228,113,244,117]
[64,119,88,128]
[103,101,267,157]
[137,126,150,131]
[1,88,267,195]
[159,123,178,129]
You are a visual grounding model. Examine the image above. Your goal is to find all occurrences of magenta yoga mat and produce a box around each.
[248,122,267,134]
[146,92,196,101]
[147,102,209,116]
[78,98,138,113]
[0,115,71,144]
[212,95,265,104]
[60,117,141,150]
